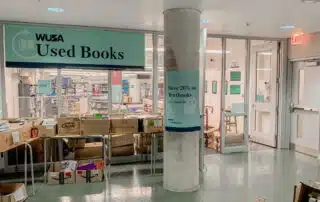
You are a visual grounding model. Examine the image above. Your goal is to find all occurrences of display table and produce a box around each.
[0,137,39,195]
[43,135,107,182]
[107,132,163,176]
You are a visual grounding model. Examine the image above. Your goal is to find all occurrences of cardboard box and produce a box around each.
[10,122,32,142]
[80,119,110,136]
[38,125,56,137]
[75,143,104,160]
[111,145,134,156]
[0,183,28,202]
[76,160,104,184]
[57,117,80,136]
[47,161,77,185]
[110,118,139,134]
[0,132,13,152]
[143,118,163,133]
[136,133,157,154]
[75,143,134,159]
[68,139,86,148]
[111,134,134,148]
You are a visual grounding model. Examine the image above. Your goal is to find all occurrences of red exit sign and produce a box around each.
[291,32,309,45]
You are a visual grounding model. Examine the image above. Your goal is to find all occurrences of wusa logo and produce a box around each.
[35,33,64,42]
[12,30,37,59]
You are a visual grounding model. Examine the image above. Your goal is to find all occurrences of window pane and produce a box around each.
[224,39,246,146]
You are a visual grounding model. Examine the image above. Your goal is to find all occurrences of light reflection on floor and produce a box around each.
[28,149,319,202]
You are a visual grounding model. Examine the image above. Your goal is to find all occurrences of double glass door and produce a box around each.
[204,38,280,153]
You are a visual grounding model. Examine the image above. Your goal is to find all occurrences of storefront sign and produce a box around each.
[165,69,200,132]
[4,24,145,70]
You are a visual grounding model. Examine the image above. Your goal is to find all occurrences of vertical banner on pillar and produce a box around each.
[165,68,200,132]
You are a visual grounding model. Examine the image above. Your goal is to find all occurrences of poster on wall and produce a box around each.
[212,81,217,94]
[38,80,51,95]
[230,71,241,81]
[4,24,145,70]
[230,85,241,95]
[165,69,200,132]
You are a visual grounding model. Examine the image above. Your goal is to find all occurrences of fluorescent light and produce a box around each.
[280,25,295,29]
[302,0,319,3]
[206,50,231,54]
[259,52,272,56]
[145,48,231,54]
[200,20,210,23]
[48,8,64,13]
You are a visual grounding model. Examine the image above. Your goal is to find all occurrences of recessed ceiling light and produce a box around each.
[280,25,295,29]
[48,8,64,13]
[302,0,320,3]
[200,19,210,23]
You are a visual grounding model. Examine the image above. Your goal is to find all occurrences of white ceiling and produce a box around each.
[0,0,320,38]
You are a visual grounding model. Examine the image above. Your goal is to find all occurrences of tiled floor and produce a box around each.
[27,148,319,202]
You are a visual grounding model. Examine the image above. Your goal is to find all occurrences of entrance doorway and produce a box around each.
[204,38,280,153]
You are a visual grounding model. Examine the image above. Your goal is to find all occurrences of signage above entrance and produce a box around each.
[4,24,145,70]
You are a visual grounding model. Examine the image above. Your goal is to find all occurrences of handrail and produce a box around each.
[290,103,320,113]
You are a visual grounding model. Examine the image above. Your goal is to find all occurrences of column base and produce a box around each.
[163,132,200,192]
[163,183,200,192]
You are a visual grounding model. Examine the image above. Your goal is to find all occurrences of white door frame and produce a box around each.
[249,42,279,147]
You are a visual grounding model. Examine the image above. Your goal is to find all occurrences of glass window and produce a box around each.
[157,35,164,115]
[59,69,109,116]
[255,52,272,103]
[204,37,222,152]
[4,33,154,117]
[120,33,153,113]
[224,39,246,147]
[5,67,58,118]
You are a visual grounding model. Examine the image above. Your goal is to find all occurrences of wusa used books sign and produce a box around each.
[4,24,145,70]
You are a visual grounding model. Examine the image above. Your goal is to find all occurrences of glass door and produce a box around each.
[221,39,249,153]
[250,41,278,147]
[290,61,320,157]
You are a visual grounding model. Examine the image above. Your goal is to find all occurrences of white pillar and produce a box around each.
[163,8,201,192]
